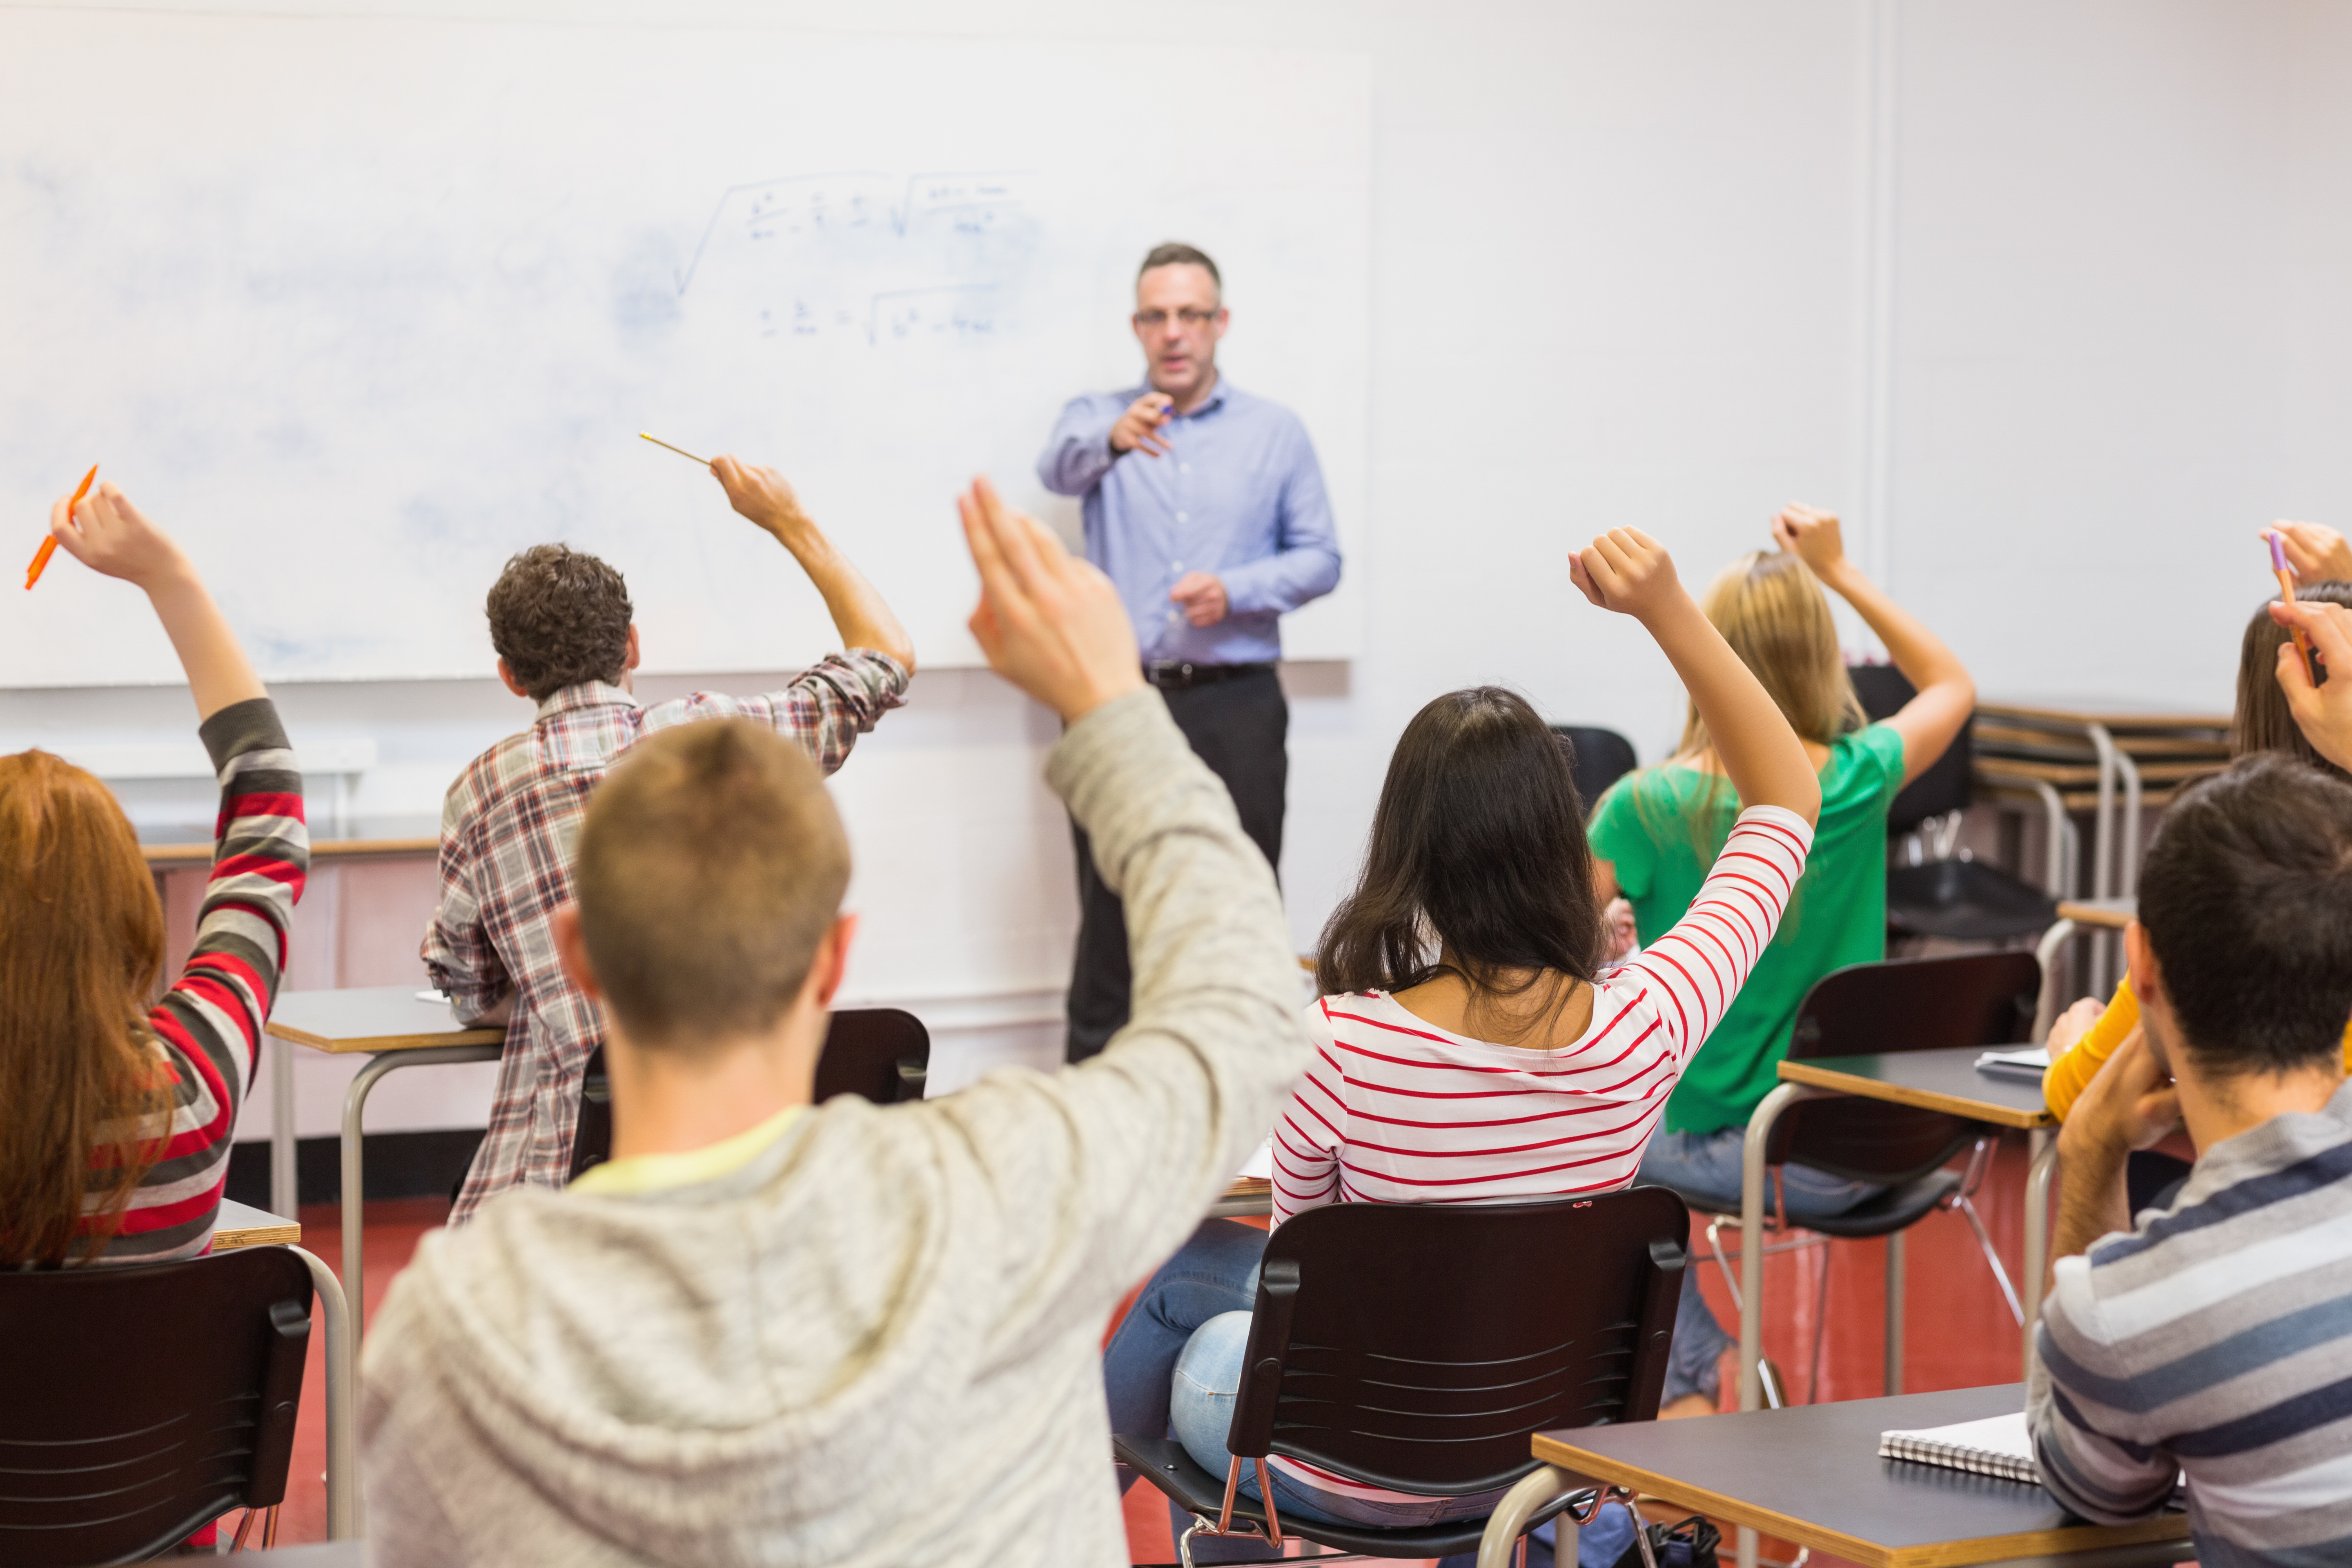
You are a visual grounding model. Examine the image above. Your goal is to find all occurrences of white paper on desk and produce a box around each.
[1976,1046,2049,1083]
[416,988,448,1003]
[1236,1140,1273,1180]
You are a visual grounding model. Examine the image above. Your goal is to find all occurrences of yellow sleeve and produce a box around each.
[2043,981,2140,1121]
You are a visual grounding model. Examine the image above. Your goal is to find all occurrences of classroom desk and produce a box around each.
[1475,1383,2189,1568]
[1736,1049,2059,1417]
[213,1198,301,1250]
[234,1545,365,1566]
[264,987,505,1344]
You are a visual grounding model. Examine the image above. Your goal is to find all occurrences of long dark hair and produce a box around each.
[2234,581,2352,782]
[1315,687,1604,1042]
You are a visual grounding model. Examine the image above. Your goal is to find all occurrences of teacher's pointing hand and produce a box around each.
[1109,393,1174,458]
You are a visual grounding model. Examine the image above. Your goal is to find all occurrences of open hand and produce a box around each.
[1109,393,1174,458]
[960,477,1144,722]
[2272,597,2352,771]
[710,455,812,541]
[1771,504,1847,578]
[2265,521,2352,585]
[1169,571,1228,627]
[1570,528,1684,624]
[47,483,192,591]
[2059,1025,2180,1163]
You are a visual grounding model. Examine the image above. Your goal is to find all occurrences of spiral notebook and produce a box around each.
[1878,1412,2040,1485]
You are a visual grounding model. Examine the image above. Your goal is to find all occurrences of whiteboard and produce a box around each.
[0,12,1368,684]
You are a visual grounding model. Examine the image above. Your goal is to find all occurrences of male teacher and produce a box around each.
[1039,241,1342,1062]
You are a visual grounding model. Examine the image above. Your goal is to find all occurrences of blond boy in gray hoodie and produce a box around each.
[358,480,1310,1566]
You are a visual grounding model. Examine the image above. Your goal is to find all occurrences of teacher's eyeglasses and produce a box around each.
[1133,308,1219,329]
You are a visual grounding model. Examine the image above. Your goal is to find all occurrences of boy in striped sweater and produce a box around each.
[2030,752,2352,1566]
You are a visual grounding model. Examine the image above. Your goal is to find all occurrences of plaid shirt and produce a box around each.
[426,652,907,1224]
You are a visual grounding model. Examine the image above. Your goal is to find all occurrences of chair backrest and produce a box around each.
[1847,664,1972,831]
[1550,726,1639,817]
[0,1247,312,1566]
[569,1007,931,1180]
[1773,951,2042,1182]
[1223,1189,1686,1496]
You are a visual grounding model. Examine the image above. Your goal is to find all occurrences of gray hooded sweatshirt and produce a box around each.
[358,689,1310,1566]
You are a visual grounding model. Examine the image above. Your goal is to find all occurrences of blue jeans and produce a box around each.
[1637,1128,1885,1405]
[1103,1221,1636,1566]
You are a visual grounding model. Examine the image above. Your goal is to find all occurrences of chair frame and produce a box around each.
[1120,1192,1687,1567]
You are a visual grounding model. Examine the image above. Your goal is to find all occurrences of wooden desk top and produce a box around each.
[1531,1384,2187,1568]
[2056,898,2135,931]
[139,814,439,865]
[212,1199,300,1250]
[1975,698,2230,731]
[266,986,507,1054]
[1778,1046,2053,1129]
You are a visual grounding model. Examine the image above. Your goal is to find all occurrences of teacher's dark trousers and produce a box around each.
[1066,664,1288,1063]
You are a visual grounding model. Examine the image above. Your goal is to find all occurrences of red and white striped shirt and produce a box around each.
[1263,803,1809,1502]
[1273,804,1811,1227]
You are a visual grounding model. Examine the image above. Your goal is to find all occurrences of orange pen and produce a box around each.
[27,464,98,590]
[2272,531,2320,684]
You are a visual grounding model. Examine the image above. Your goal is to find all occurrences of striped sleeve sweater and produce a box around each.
[2029,1078,2352,1568]
[83,697,308,1265]
[1271,803,1813,1227]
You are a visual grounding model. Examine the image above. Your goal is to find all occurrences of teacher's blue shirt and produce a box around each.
[1037,378,1341,665]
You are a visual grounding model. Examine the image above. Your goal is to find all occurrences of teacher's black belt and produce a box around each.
[1144,660,1272,690]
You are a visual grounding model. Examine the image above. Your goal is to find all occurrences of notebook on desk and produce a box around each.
[1879,1411,2040,1484]
[1975,1046,2049,1084]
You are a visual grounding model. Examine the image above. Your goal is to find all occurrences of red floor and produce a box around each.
[267,1138,2142,1565]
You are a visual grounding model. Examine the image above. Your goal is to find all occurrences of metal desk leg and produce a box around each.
[1474,1466,1587,1568]
[271,1033,299,1220]
[341,1045,506,1348]
[2030,918,2079,1045]
[1739,1081,1827,1568]
[2085,724,2119,993]
[2023,1128,2058,1381]
[291,1246,355,1539]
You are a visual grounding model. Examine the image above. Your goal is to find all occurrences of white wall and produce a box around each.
[6,0,2340,1134]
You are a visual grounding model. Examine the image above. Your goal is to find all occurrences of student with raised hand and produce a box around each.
[2029,756,2352,1566]
[360,479,1308,1566]
[2042,585,2352,1184]
[425,457,913,1225]
[0,485,306,1267]
[1100,528,1819,1561]
[1585,503,1972,1416]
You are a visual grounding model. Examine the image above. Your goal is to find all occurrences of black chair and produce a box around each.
[569,1007,931,1181]
[1848,664,2058,942]
[1654,951,2040,1404]
[1116,1189,1687,1566]
[1549,725,1638,816]
[0,1247,314,1563]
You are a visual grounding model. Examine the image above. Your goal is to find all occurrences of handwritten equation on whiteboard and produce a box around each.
[675,171,1036,346]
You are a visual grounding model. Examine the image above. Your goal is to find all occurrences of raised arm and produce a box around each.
[710,457,916,674]
[1773,504,1972,789]
[48,484,264,721]
[927,477,1306,1334]
[1573,528,1822,826]
[2273,597,2352,770]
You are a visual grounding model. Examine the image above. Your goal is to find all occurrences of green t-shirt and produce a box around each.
[1587,724,1907,1136]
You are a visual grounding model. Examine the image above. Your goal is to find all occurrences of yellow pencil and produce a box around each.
[639,432,711,466]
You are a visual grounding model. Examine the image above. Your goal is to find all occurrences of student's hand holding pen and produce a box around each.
[2263,521,2352,586]
[2273,597,2352,771]
[960,477,1144,722]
